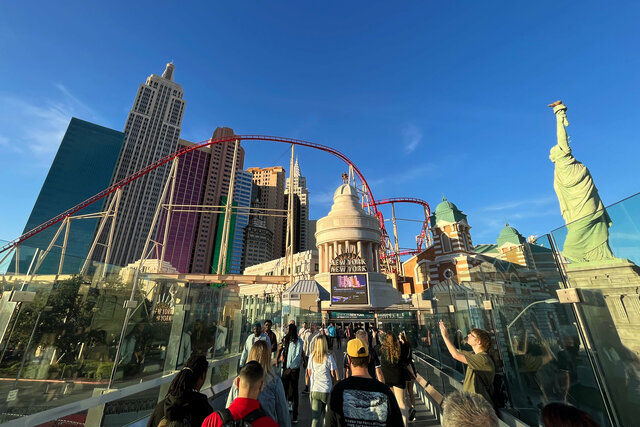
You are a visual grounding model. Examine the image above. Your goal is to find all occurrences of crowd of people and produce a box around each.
[147,320,601,427]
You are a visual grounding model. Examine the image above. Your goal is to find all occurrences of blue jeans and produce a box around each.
[311,391,329,427]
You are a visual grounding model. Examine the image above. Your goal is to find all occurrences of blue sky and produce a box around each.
[1,1,639,253]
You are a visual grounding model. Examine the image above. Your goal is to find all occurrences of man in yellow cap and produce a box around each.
[325,338,403,426]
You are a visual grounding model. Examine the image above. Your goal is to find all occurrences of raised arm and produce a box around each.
[549,100,570,152]
[438,320,468,364]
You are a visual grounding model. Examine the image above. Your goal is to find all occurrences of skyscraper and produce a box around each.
[190,127,245,274]
[247,166,286,259]
[14,118,124,273]
[243,183,274,269]
[285,158,310,252]
[229,170,253,274]
[96,63,186,267]
[159,139,210,273]
[282,193,301,255]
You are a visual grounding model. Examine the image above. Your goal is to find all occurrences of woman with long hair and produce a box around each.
[399,331,417,421]
[307,336,338,427]
[278,323,303,424]
[226,340,290,427]
[379,331,408,426]
[147,355,212,427]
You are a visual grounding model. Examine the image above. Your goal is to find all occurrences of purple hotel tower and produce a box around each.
[160,138,210,273]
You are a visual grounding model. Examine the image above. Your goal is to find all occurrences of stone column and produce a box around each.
[318,243,324,272]
[356,241,363,259]
[325,243,330,272]
[362,241,370,270]
[345,240,351,254]
[373,244,379,272]
[334,241,338,258]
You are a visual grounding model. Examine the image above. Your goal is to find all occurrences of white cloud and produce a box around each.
[0,85,97,158]
[367,162,437,188]
[480,195,556,212]
[310,189,335,206]
[609,231,640,242]
[401,124,422,154]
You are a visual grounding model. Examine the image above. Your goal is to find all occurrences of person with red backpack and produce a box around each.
[201,361,277,427]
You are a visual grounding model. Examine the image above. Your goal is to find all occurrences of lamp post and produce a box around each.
[506,298,559,399]
[506,298,559,355]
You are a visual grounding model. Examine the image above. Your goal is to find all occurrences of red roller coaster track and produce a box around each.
[0,135,383,256]
[366,198,432,260]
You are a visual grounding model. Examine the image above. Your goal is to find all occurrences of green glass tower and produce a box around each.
[13,118,124,274]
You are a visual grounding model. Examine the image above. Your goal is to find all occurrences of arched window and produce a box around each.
[415,260,431,285]
[441,233,452,253]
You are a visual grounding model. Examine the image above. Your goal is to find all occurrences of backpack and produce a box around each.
[215,407,268,426]
[490,372,508,410]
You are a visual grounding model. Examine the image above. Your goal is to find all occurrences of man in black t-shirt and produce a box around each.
[326,338,402,427]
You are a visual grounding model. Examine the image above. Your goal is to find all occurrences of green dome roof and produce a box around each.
[435,197,459,214]
[497,223,526,246]
[430,196,467,226]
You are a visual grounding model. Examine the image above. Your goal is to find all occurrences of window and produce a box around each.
[441,233,452,252]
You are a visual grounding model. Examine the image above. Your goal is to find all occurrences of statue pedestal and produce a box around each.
[564,259,640,424]
[565,259,640,356]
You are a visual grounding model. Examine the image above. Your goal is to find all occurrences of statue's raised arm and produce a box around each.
[548,100,570,153]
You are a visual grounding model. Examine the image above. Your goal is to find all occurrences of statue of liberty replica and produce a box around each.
[548,104,640,416]
[548,100,616,263]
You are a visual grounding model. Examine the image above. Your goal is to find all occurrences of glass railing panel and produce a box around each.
[0,247,131,423]
[551,192,640,427]
[480,235,610,426]
[101,384,163,427]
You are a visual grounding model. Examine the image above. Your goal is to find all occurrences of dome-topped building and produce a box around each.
[315,183,382,272]
[315,182,404,311]
[496,223,535,267]
[497,223,527,247]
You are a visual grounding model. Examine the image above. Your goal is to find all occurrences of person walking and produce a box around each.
[263,319,278,357]
[439,320,495,405]
[299,321,312,395]
[203,361,278,427]
[226,340,290,427]
[399,331,417,422]
[239,322,270,368]
[378,332,409,425]
[336,326,343,349]
[325,338,403,426]
[307,336,339,427]
[147,355,212,427]
[278,324,303,424]
[303,323,321,395]
[344,329,384,382]
[327,323,336,350]
[212,320,227,358]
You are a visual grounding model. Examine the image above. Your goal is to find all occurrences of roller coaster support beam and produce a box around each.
[81,187,122,277]
[216,140,239,275]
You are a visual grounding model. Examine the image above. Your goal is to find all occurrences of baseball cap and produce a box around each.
[346,338,369,358]
[252,321,262,328]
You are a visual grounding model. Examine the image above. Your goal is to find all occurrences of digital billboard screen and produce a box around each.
[331,274,369,305]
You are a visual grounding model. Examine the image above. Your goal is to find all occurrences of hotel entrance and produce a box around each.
[327,310,376,334]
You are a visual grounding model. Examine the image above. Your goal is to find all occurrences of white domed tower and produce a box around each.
[315,182,403,308]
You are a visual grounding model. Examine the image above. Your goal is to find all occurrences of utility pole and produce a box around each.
[391,202,402,274]
[285,144,295,323]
